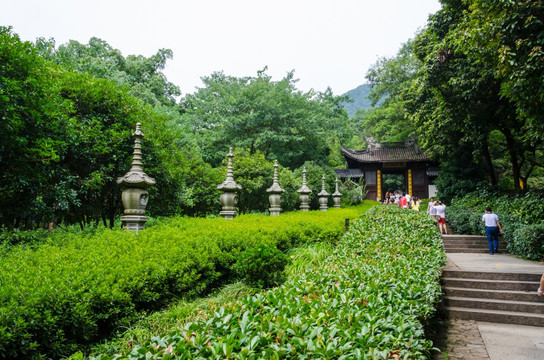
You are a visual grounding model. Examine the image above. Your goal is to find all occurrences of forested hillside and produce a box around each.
[341,83,373,117]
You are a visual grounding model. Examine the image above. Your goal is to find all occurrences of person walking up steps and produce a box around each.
[538,274,544,296]
[482,206,503,255]
[434,201,447,234]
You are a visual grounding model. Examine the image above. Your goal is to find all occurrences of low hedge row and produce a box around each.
[97,206,446,359]
[0,204,375,359]
[448,190,544,260]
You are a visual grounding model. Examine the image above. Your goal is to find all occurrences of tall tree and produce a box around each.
[456,0,544,187]
[354,40,420,143]
[406,0,537,190]
[182,69,351,169]
[35,37,181,108]
[0,28,219,228]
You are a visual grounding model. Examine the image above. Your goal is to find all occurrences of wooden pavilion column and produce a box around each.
[407,168,413,196]
[377,169,382,201]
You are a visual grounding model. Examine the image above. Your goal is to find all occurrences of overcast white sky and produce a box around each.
[1,0,441,96]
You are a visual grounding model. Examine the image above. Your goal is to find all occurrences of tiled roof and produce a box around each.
[341,145,431,163]
[334,169,364,178]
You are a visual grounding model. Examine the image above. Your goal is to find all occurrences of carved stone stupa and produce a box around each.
[317,175,330,211]
[332,178,342,208]
[117,122,156,231]
[266,160,285,216]
[217,148,242,219]
[297,167,312,211]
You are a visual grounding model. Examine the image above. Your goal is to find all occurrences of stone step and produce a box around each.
[443,243,507,249]
[444,287,543,303]
[444,248,507,254]
[443,278,537,291]
[443,270,542,282]
[442,234,487,240]
[442,239,507,246]
[445,306,544,327]
[445,296,544,314]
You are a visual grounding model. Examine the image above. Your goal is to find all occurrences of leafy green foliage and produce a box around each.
[0,27,223,227]
[0,204,375,358]
[352,40,420,143]
[35,37,181,108]
[182,69,352,169]
[448,190,544,260]
[234,244,290,289]
[408,0,543,191]
[92,206,445,360]
[511,224,544,261]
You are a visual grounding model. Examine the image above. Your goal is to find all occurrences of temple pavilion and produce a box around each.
[334,140,438,201]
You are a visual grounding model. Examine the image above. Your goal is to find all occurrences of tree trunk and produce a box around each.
[481,134,498,186]
[108,193,116,229]
[503,129,521,191]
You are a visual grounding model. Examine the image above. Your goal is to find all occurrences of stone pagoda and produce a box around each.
[217,147,242,219]
[332,178,342,208]
[317,175,330,211]
[297,167,312,211]
[266,160,285,216]
[117,122,156,231]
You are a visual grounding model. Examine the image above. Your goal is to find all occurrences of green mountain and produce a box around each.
[342,83,373,117]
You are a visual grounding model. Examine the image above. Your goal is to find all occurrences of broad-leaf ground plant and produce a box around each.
[0,204,375,359]
[95,206,445,359]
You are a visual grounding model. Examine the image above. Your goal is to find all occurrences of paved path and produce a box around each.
[435,252,544,359]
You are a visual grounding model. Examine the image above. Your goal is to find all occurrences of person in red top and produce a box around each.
[400,193,407,208]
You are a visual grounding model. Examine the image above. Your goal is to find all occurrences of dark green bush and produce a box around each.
[448,190,544,260]
[96,206,445,359]
[510,224,544,261]
[0,202,377,359]
[0,227,50,247]
[447,206,484,235]
[234,244,290,288]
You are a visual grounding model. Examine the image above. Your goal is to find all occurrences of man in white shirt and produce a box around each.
[482,207,503,255]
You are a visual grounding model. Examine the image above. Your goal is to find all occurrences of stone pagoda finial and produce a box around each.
[332,177,342,208]
[317,174,330,211]
[117,122,156,231]
[217,147,242,219]
[266,160,285,216]
[297,167,312,211]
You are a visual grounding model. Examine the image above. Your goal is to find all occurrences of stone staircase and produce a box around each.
[442,234,507,254]
[442,270,544,326]
[441,233,544,326]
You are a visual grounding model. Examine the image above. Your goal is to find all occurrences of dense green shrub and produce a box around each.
[234,244,290,288]
[451,189,544,224]
[448,190,544,260]
[94,206,445,359]
[446,205,484,235]
[510,224,544,261]
[0,203,376,359]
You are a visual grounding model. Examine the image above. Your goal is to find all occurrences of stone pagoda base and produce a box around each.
[121,215,148,231]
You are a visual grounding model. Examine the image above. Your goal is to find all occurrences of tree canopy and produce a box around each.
[181,68,352,169]
[0,27,218,228]
[358,0,544,199]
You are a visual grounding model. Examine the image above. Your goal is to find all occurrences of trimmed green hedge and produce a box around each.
[448,190,544,260]
[95,206,445,359]
[0,204,375,359]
